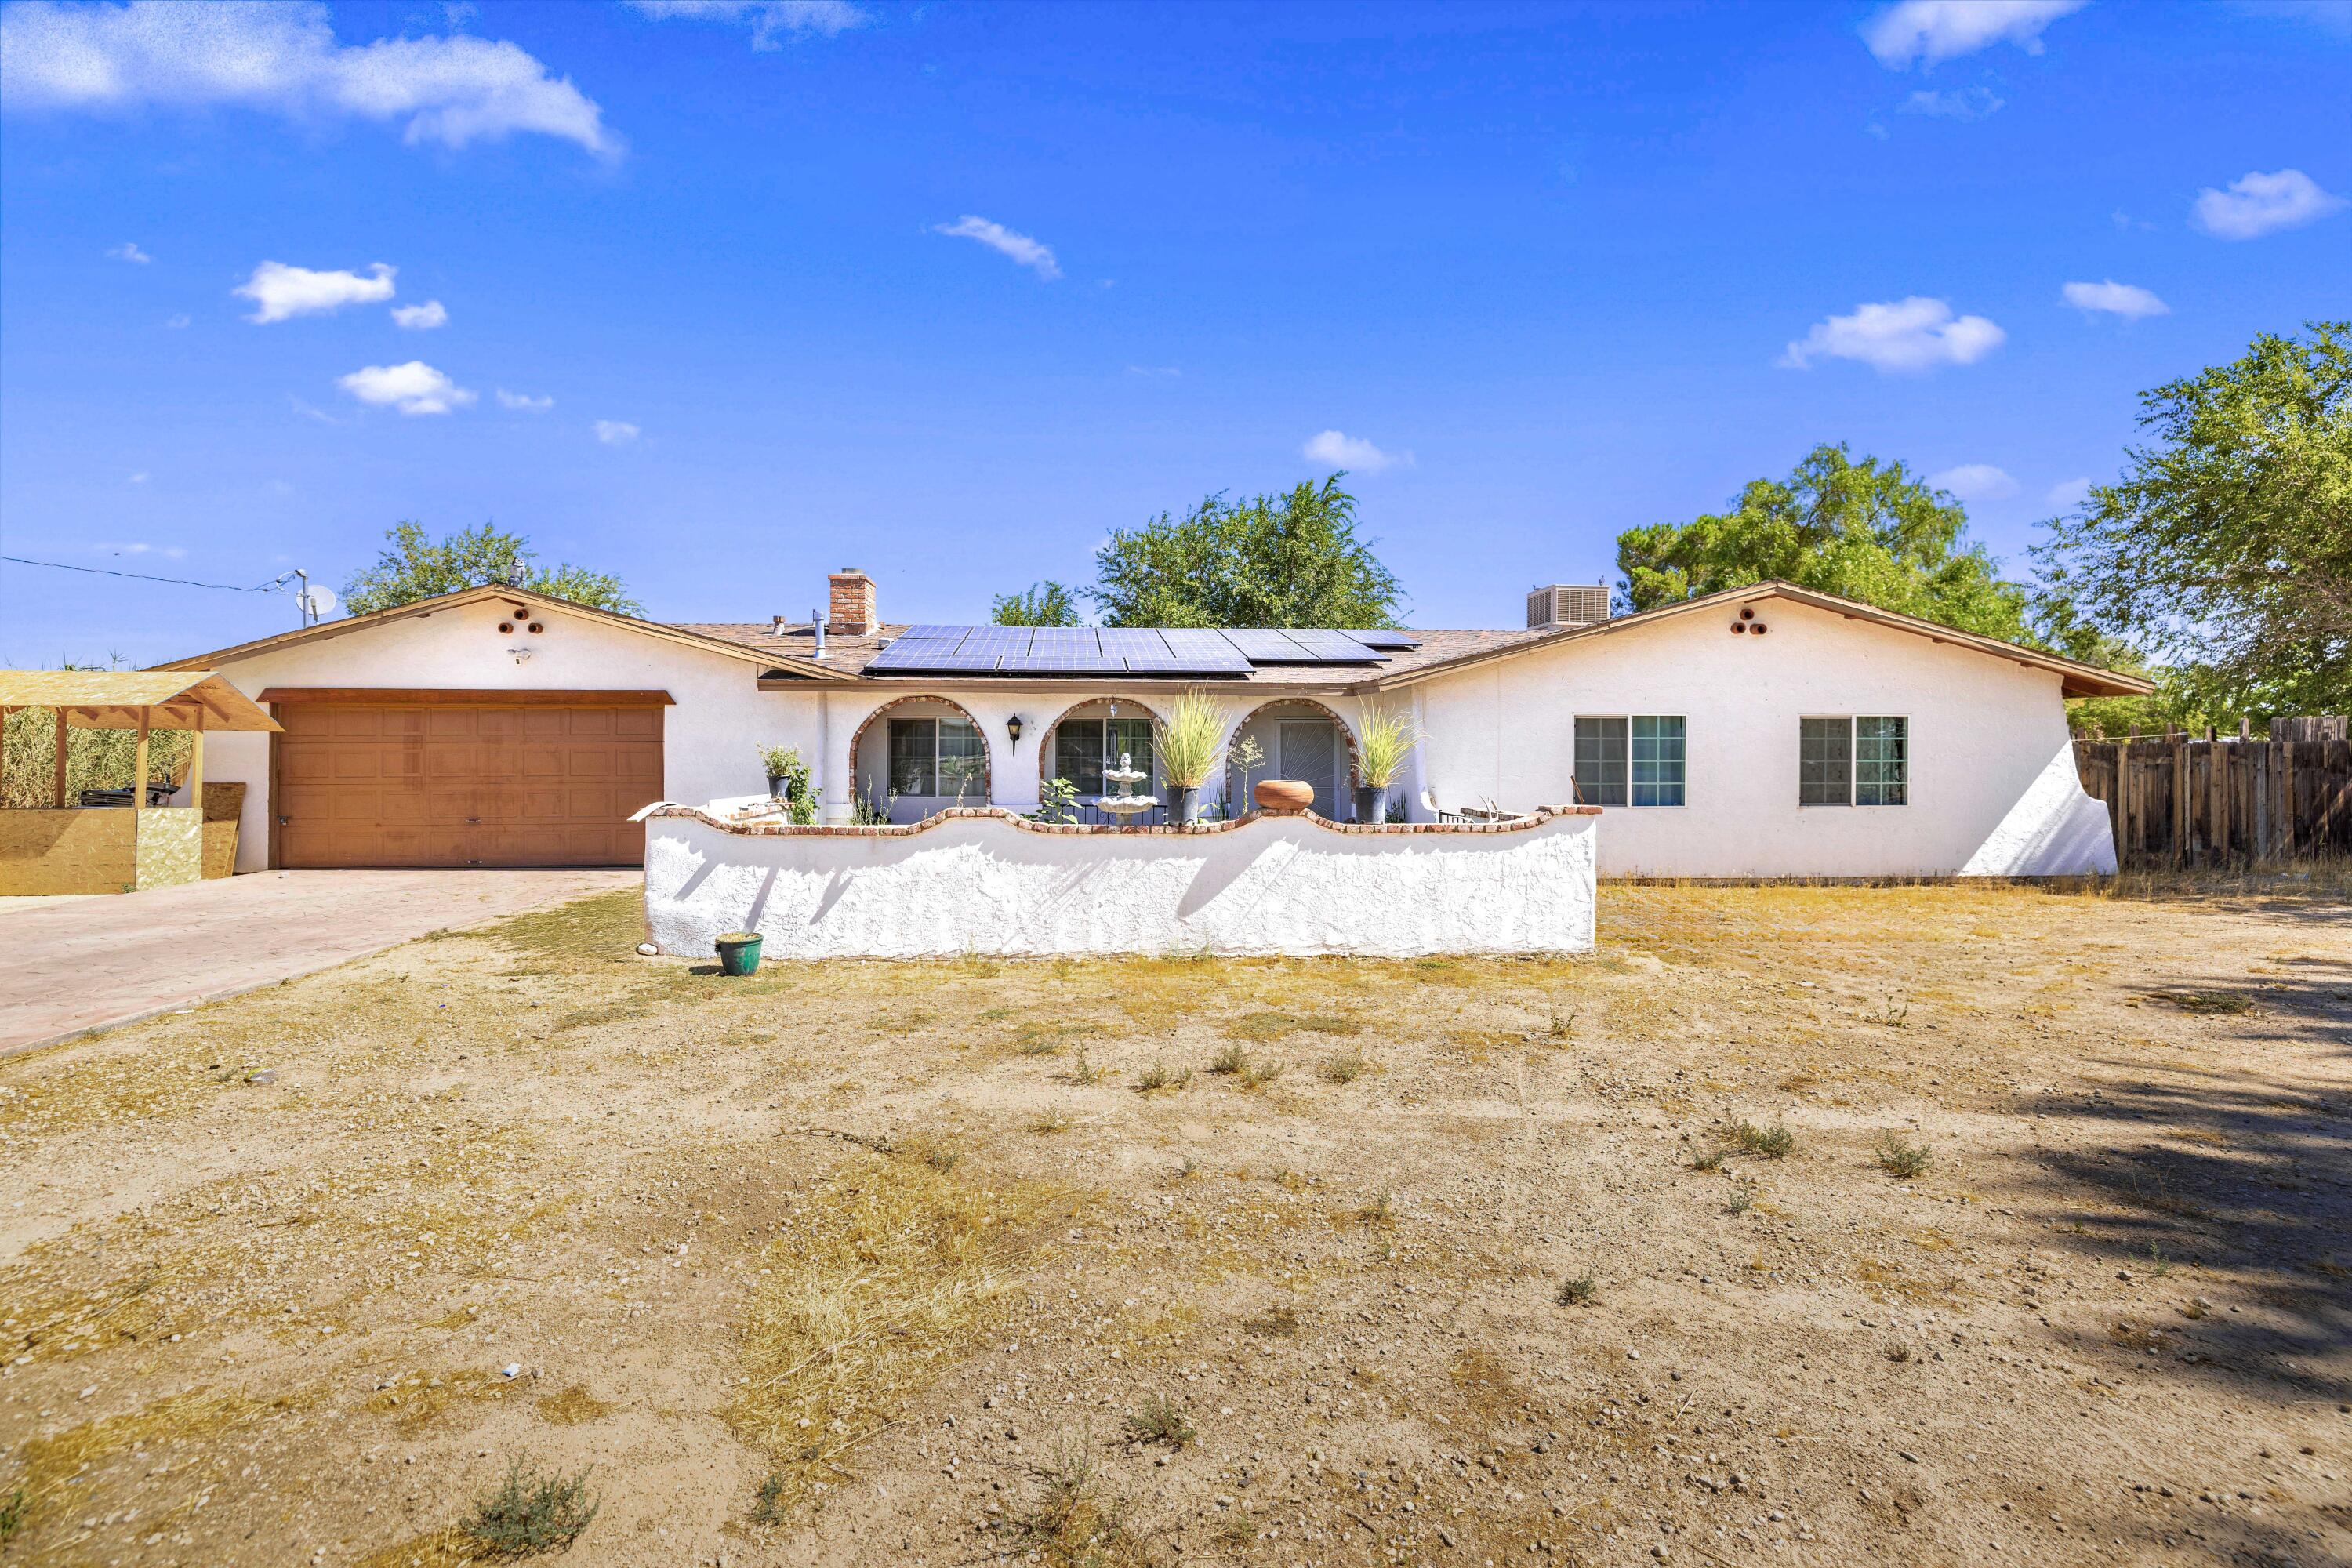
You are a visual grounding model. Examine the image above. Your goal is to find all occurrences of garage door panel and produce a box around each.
[277,697,660,868]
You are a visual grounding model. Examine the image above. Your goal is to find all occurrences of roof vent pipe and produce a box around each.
[811,611,828,658]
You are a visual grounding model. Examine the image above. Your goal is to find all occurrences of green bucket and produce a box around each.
[715,931,764,977]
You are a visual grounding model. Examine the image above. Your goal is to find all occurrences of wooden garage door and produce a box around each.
[274,698,663,868]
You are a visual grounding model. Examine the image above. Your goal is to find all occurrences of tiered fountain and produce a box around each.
[1095,752,1160,826]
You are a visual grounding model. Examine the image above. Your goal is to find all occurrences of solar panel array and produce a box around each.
[863,624,1415,677]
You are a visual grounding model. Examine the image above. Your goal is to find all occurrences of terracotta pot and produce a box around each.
[1254,779,1316,814]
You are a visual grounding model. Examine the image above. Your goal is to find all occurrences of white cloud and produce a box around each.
[0,0,618,156]
[2061,278,2170,320]
[336,360,474,416]
[1898,85,2004,119]
[107,240,151,263]
[126,471,149,484]
[390,299,448,329]
[1302,430,1406,474]
[932,215,1061,280]
[99,540,186,558]
[2045,476,2094,510]
[1929,463,2019,503]
[496,387,553,411]
[236,260,394,323]
[1780,296,2005,372]
[593,419,640,445]
[164,311,190,328]
[1863,0,2089,67]
[1124,365,1181,379]
[627,0,866,47]
[2189,168,2347,240]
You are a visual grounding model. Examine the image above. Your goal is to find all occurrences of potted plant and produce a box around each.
[1353,706,1417,824]
[1152,693,1225,826]
[758,744,811,805]
[715,929,764,976]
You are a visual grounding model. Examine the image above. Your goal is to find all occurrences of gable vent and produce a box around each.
[1527,583,1611,630]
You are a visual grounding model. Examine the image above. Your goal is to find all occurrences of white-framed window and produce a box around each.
[1799,715,1908,807]
[1052,716,1156,798]
[888,716,986,797]
[1573,714,1686,807]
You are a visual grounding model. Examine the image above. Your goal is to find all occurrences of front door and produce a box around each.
[1276,719,1339,817]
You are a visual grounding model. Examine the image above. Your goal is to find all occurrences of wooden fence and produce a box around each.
[2072,717,2352,867]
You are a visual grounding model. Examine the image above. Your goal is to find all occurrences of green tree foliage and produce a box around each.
[989,580,1082,626]
[342,522,641,617]
[1615,445,2031,640]
[1091,475,1403,628]
[2033,321,2351,724]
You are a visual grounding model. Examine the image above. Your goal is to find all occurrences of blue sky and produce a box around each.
[2,0,2346,665]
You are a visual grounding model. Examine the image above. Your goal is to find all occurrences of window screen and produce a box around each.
[1799,717,1852,806]
[1855,716,1908,806]
[1573,717,1628,807]
[937,717,986,799]
[888,717,937,796]
[1630,715,1686,807]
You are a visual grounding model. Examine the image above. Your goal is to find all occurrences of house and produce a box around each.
[154,568,2150,877]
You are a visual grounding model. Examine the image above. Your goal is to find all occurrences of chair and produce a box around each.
[1420,788,1470,825]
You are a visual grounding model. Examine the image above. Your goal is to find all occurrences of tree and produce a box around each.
[1091,474,1403,628]
[2033,321,2351,721]
[342,522,641,617]
[990,580,1082,626]
[1615,445,2031,641]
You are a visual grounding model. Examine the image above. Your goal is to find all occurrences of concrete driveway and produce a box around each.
[0,869,639,1055]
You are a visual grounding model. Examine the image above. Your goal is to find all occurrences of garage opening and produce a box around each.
[263,690,666,868]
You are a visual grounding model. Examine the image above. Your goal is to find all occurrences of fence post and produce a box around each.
[2174,731,2189,866]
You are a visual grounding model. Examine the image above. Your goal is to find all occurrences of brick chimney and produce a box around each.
[827,569,878,635]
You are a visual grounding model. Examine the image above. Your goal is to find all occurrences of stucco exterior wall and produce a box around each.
[198,600,817,871]
[1410,599,2115,877]
[642,808,1598,959]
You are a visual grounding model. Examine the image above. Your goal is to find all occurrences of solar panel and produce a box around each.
[1282,629,1383,662]
[1094,628,1167,655]
[867,648,996,672]
[891,625,971,644]
[957,630,1034,654]
[1156,629,1256,673]
[1345,628,1423,650]
[999,652,1123,673]
[1222,628,1316,662]
[1027,627,1100,653]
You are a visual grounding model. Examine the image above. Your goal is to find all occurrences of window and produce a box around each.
[1573,715,1684,807]
[1799,716,1907,807]
[887,716,985,798]
[1052,716,1155,797]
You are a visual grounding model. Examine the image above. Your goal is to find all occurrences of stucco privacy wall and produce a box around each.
[199,600,822,871]
[643,809,1599,959]
[1412,597,2118,877]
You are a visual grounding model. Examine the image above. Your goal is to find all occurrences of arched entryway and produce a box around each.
[1038,696,1165,826]
[848,695,993,822]
[1229,699,1360,819]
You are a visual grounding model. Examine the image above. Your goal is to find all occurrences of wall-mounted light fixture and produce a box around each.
[1007,714,1025,753]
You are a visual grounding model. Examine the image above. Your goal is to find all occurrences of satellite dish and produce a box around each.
[300,584,338,618]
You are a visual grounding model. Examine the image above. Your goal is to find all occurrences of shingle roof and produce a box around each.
[673,622,1543,684]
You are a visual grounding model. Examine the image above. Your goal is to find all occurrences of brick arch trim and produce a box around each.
[846,694,994,805]
[1226,696,1361,792]
[1035,695,1166,794]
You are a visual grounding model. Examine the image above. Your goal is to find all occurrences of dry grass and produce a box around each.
[729,1153,1076,1514]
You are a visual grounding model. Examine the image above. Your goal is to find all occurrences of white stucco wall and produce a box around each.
[196,601,822,871]
[1410,598,2116,877]
[641,808,1599,959]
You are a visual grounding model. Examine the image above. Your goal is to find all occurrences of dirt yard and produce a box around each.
[2,876,2346,1568]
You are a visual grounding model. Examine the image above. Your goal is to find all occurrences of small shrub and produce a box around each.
[0,1488,24,1544]
[2163,989,2253,1016]
[1015,1029,1065,1057]
[1884,1341,1912,1364]
[1689,1147,1726,1171]
[1556,1269,1599,1307]
[1874,1131,1930,1178]
[1873,995,1911,1028]
[2147,1244,2172,1278]
[1357,1189,1397,1225]
[1321,1050,1367,1084]
[911,1137,962,1173]
[463,1458,599,1555]
[1217,1509,1260,1547]
[1029,1108,1069,1134]
[1068,1050,1103,1085]
[1135,1062,1192,1093]
[1732,1119,1795,1159]
[752,1472,788,1525]
[1243,1303,1300,1337]
[1240,1056,1285,1088]
[1726,1178,1757,1215]
[1209,1042,1248,1075]
[1123,1392,1196,1448]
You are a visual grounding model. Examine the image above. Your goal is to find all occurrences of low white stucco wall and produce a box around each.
[642,807,1599,960]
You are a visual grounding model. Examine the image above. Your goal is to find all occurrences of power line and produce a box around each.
[0,554,297,593]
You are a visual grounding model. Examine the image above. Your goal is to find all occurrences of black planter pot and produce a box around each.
[1356,784,1391,824]
[767,774,786,798]
[1174,786,1202,825]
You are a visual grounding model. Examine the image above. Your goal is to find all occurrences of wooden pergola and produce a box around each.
[0,670,281,806]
